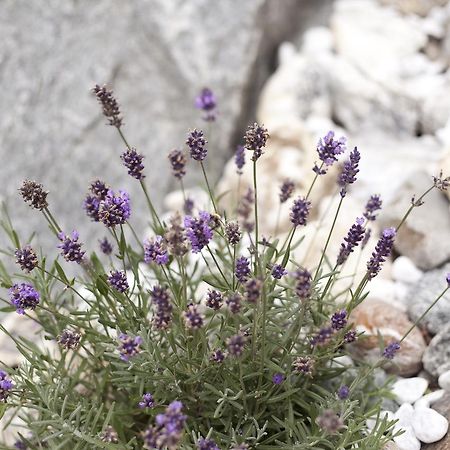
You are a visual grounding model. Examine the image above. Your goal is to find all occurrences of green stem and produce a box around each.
[200,161,218,213]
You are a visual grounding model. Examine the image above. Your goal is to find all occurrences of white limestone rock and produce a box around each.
[392,378,429,404]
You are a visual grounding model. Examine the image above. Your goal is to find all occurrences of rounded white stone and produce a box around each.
[438,369,450,392]
[393,425,421,450]
[414,389,445,409]
[411,407,449,443]
[392,256,423,284]
[392,378,429,404]
[395,403,415,428]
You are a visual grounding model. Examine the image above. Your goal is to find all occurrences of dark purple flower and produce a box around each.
[186,129,207,161]
[206,289,223,310]
[244,278,262,304]
[108,270,129,293]
[197,438,220,450]
[292,356,314,376]
[195,88,217,122]
[0,370,13,402]
[290,197,311,227]
[92,84,122,128]
[118,333,143,362]
[184,197,194,215]
[363,195,382,221]
[271,264,288,280]
[227,333,247,357]
[337,217,365,265]
[184,211,213,253]
[139,393,154,409]
[121,147,145,180]
[184,303,204,329]
[272,373,285,385]
[90,180,110,199]
[311,327,334,346]
[210,349,226,363]
[331,310,347,330]
[235,256,251,283]
[98,190,131,227]
[226,293,242,314]
[225,221,241,245]
[244,123,269,162]
[15,246,38,272]
[338,147,360,197]
[57,230,85,263]
[383,341,400,360]
[19,180,48,210]
[279,179,295,203]
[57,329,81,350]
[337,385,350,400]
[294,268,312,300]
[313,131,347,175]
[144,236,169,265]
[367,227,396,280]
[99,237,113,255]
[13,440,27,450]
[235,145,246,174]
[168,149,187,179]
[9,283,40,315]
[446,273,450,286]
[150,285,173,330]
[344,330,357,343]
[83,194,101,221]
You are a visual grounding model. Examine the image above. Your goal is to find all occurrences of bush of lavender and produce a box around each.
[0,85,449,450]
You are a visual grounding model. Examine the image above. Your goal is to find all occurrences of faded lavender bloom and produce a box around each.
[338,147,360,197]
[311,327,334,346]
[0,370,13,402]
[121,147,145,180]
[237,188,254,232]
[184,197,194,215]
[151,285,173,330]
[19,180,48,210]
[165,213,188,257]
[227,333,247,357]
[92,84,122,128]
[244,123,269,161]
[9,283,40,315]
[57,329,81,350]
[184,303,204,329]
[361,228,371,250]
[433,170,450,191]
[186,129,207,161]
[336,217,365,265]
[210,349,226,363]
[235,256,251,283]
[226,293,242,314]
[144,236,169,265]
[271,264,288,280]
[99,237,113,255]
[244,278,262,304]
[367,227,396,280]
[337,385,350,400]
[118,333,143,362]
[313,131,347,175]
[184,211,213,253]
[292,356,314,376]
[383,341,401,360]
[363,195,382,221]
[197,438,220,450]
[206,289,223,310]
[195,87,217,122]
[83,194,101,221]
[139,393,154,409]
[290,197,311,227]
[15,246,38,272]
[208,213,222,231]
[272,373,285,385]
[100,426,119,443]
[225,221,241,245]
[316,409,344,434]
[446,273,450,286]
[108,270,129,293]
[168,149,187,180]
[98,190,131,227]
[279,179,295,203]
[235,145,246,174]
[344,330,357,343]
[294,268,312,300]
[331,310,347,330]
[57,231,85,263]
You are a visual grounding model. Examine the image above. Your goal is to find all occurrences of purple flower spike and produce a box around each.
[83,194,101,222]
[139,393,154,409]
[290,197,311,227]
[446,273,450,286]
[144,236,169,265]
[197,438,220,450]
[120,147,145,180]
[294,268,312,300]
[338,147,360,197]
[227,333,247,357]
[244,123,269,162]
[195,87,217,122]
[331,310,347,330]
[279,179,295,203]
[235,145,246,174]
[314,131,347,174]
[99,237,113,255]
[118,333,143,362]
[272,264,288,280]
[364,195,382,221]
[98,190,131,227]
[57,231,85,264]
[184,211,213,253]
[383,341,400,360]
[168,149,187,179]
[0,370,13,402]
[206,289,223,310]
[336,217,365,265]
[272,373,285,385]
[367,227,396,280]
[15,246,38,272]
[184,304,204,329]
[186,129,208,161]
[235,256,251,283]
[344,330,357,343]
[107,270,129,293]
[150,285,173,330]
[337,385,350,400]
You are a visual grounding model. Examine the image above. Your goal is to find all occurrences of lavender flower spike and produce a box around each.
[98,190,131,227]
[235,145,246,174]
[0,370,13,402]
[363,195,382,221]
[184,211,213,253]
[279,179,295,203]
[195,87,217,122]
[118,333,143,362]
[338,146,360,197]
[15,246,38,272]
[244,123,269,162]
[108,270,129,293]
[290,197,311,227]
[198,437,220,450]
[144,236,169,265]
[367,227,396,279]
[336,217,365,265]
[9,283,40,315]
[383,341,400,360]
[138,393,154,409]
[271,264,288,280]
[58,230,85,264]
[314,131,347,175]
[235,256,251,283]
[168,149,187,179]
[186,129,207,161]
[120,147,145,180]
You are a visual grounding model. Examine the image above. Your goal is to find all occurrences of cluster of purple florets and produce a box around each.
[121,147,145,180]
[118,333,143,362]
[336,217,365,265]
[98,190,131,227]
[0,370,13,402]
[195,88,217,122]
[144,236,169,265]
[107,270,129,293]
[150,285,173,330]
[367,227,396,279]
[184,211,213,253]
[290,197,311,227]
[235,256,251,283]
[9,283,40,315]
[338,147,360,197]
[58,230,85,263]
[314,130,347,174]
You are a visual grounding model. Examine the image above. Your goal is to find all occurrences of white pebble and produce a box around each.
[366,410,394,431]
[395,403,415,428]
[411,407,449,443]
[438,370,450,392]
[393,426,421,450]
[392,378,428,404]
[392,257,423,284]
[414,389,445,409]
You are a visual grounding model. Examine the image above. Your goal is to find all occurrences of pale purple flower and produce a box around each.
[313,131,347,174]
[184,211,213,253]
[98,190,131,227]
[144,236,169,265]
[9,283,40,315]
[118,333,143,362]
[58,230,85,263]
[290,197,311,227]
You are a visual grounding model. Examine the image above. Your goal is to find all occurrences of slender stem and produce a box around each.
[200,161,218,213]
[253,160,260,274]
[206,245,231,289]
[140,180,163,231]
[396,185,434,231]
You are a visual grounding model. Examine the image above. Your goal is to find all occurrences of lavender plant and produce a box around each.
[0,85,449,450]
